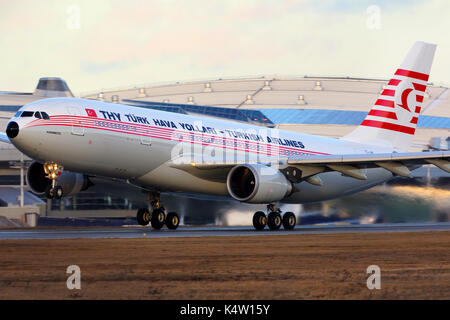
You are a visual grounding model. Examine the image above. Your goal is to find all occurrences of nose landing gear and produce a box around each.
[43,162,64,199]
[136,192,180,230]
[252,204,297,231]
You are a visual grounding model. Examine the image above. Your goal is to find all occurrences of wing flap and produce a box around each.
[326,164,368,180]
[426,159,450,173]
[287,151,450,166]
[169,151,450,184]
[374,162,412,177]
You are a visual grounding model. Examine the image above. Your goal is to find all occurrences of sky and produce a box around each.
[0,0,449,95]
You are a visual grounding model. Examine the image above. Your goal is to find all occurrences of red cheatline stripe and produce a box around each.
[395,69,429,81]
[388,79,401,86]
[368,109,398,120]
[25,117,330,156]
[374,99,395,108]
[416,95,424,103]
[361,120,415,135]
[381,89,395,96]
[29,123,277,156]
[410,117,418,124]
[415,106,422,113]
[413,82,427,92]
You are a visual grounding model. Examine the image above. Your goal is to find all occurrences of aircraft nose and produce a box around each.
[6,121,19,139]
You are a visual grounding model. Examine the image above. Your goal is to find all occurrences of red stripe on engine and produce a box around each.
[361,120,415,135]
[368,109,398,120]
[410,117,418,124]
[395,69,429,81]
[374,99,395,108]
[415,106,422,113]
[416,95,424,103]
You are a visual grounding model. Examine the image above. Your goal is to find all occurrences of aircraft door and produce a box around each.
[140,128,152,146]
[67,107,85,136]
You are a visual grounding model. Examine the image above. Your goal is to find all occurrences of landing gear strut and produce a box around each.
[43,162,63,199]
[252,204,297,231]
[136,192,180,230]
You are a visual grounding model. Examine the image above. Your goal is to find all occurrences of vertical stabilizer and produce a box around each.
[343,41,436,151]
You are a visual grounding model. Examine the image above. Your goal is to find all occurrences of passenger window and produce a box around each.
[21,111,34,117]
[34,112,42,119]
[41,112,50,120]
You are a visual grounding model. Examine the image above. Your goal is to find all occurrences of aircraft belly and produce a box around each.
[283,167,394,204]
[133,161,229,196]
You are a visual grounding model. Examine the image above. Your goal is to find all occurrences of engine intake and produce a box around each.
[26,161,91,196]
[226,164,292,203]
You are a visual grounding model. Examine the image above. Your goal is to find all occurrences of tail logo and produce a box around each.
[397,87,412,112]
[394,81,416,124]
[362,68,428,134]
[346,41,436,148]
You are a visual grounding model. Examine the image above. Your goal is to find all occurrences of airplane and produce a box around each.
[1,41,449,231]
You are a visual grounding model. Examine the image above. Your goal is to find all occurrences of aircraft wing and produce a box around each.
[284,151,450,180]
[0,132,10,144]
[171,151,450,184]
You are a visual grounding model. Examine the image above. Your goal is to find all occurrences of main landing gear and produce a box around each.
[43,162,64,200]
[252,204,297,231]
[136,192,180,230]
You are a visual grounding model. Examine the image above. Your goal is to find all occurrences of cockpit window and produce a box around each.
[14,111,22,117]
[41,112,50,120]
[34,111,42,119]
[21,111,34,117]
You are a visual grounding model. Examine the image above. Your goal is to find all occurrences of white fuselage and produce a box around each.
[9,97,395,204]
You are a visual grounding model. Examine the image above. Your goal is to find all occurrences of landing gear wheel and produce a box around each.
[151,208,165,230]
[282,212,296,230]
[267,212,282,230]
[136,208,150,226]
[166,212,180,230]
[253,211,267,230]
[45,185,63,199]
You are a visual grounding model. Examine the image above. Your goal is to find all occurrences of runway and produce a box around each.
[1,222,450,240]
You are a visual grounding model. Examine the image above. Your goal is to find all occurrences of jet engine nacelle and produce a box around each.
[226,163,292,203]
[26,161,91,196]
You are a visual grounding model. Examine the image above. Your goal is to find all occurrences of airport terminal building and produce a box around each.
[0,76,449,225]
